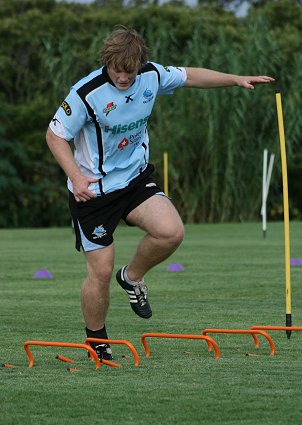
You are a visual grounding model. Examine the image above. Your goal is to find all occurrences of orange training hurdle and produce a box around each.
[85,337,140,367]
[201,329,276,356]
[141,333,220,359]
[56,355,76,363]
[251,326,302,332]
[24,341,100,369]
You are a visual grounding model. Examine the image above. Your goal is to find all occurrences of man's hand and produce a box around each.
[237,76,275,90]
[71,175,99,202]
[46,128,99,202]
[184,68,275,89]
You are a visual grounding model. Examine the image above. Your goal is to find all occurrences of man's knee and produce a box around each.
[85,245,114,285]
[170,221,185,247]
[87,261,113,286]
[160,220,184,249]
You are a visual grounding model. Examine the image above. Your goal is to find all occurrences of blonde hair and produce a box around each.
[100,25,149,72]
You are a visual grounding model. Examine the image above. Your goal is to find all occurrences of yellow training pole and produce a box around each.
[275,90,292,339]
[163,152,169,196]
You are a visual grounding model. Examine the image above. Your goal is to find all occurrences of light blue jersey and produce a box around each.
[49,62,187,195]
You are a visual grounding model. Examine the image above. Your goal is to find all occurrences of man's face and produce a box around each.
[107,66,138,91]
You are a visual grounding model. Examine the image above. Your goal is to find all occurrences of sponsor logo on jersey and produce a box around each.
[51,117,61,126]
[118,138,129,150]
[61,100,72,116]
[118,132,142,150]
[92,225,107,239]
[163,66,171,72]
[51,115,65,137]
[104,115,149,135]
[129,131,142,146]
[103,102,117,116]
[125,93,135,103]
[143,89,153,104]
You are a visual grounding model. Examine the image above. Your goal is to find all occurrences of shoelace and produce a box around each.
[134,281,148,306]
[95,344,112,355]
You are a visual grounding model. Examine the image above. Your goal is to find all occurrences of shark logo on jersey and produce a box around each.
[92,225,107,239]
[143,89,153,104]
[103,102,117,116]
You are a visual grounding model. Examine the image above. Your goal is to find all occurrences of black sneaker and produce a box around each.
[116,266,152,319]
[93,344,113,361]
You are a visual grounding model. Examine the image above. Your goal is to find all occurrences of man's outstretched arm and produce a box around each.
[184,67,275,90]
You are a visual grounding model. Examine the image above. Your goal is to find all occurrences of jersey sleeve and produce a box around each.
[49,88,89,141]
[151,63,187,95]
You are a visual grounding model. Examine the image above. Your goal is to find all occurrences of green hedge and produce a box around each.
[0,0,301,226]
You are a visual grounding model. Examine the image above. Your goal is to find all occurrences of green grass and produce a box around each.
[1,222,302,425]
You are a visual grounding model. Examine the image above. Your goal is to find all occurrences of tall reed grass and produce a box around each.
[38,6,302,223]
[148,13,299,222]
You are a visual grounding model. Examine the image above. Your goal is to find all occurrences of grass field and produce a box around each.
[1,222,302,425]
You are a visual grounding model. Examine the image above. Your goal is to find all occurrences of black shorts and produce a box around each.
[69,164,164,252]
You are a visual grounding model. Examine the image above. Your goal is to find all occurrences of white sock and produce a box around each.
[123,266,141,286]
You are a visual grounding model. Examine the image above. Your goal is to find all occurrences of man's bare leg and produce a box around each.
[115,195,184,318]
[125,195,184,281]
[81,243,115,331]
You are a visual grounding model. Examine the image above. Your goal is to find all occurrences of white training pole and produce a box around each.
[266,153,275,198]
[262,149,268,238]
[261,149,275,239]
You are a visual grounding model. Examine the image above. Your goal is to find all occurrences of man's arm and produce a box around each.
[46,127,97,202]
[184,67,274,90]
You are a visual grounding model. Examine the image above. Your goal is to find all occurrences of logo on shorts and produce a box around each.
[146,183,156,188]
[92,225,107,239]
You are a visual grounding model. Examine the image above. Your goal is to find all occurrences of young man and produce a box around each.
[46,26,274,361]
